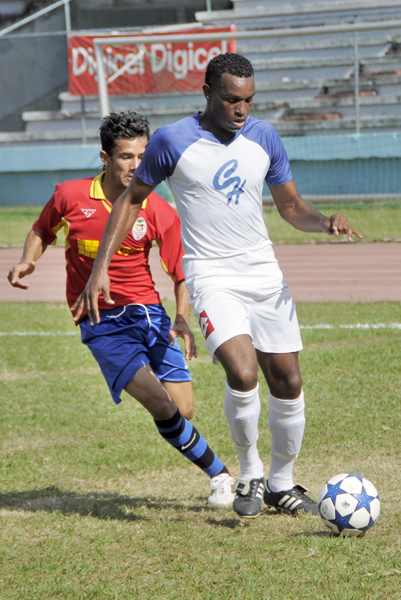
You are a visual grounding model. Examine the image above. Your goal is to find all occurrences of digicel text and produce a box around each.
[72,40,229,81]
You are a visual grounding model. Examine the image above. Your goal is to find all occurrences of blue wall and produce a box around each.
[0,132,400,206]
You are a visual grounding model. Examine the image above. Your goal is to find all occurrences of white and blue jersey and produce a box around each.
[136,114,293,297]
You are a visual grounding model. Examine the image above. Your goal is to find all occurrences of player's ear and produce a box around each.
[203,84,212,100]
[100,149,110,167]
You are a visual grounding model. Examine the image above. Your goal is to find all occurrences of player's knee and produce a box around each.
[151,400,178,422]
[270,371,302,399]
[286,371,303,396]
[226,365,258,393]
[180,405,194,420]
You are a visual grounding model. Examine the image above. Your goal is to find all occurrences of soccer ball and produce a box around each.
[318,473,380,537]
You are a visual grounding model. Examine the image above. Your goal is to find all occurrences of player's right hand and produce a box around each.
[7,261,36,289]
[72,270,114,325]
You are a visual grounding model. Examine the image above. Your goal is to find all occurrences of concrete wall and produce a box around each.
[0,132,400,206]
[0,143,174,205]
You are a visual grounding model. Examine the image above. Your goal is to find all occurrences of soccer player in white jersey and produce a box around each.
[74,54,362,519]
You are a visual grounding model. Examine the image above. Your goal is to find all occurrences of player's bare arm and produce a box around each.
[169,279,198,360]
[72,173,156,324]
[269,180,363,242]
[8,229,47,289]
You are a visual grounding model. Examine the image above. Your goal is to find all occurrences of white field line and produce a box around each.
[0,324,401,336]
[300,323,401,330]
[0,331,79,336]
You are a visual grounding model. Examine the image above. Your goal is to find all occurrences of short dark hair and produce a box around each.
[100,111,150,156]
[205,53,254,88]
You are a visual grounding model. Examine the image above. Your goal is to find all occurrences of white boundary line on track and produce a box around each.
[300,323,401,330]
[0,324,401,336]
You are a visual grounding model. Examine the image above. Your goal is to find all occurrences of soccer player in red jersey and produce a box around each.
[8,112,234,507]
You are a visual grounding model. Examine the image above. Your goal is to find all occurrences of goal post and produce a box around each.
[93,28,238,118]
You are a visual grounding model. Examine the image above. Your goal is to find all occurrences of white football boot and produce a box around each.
[208,473,235,507]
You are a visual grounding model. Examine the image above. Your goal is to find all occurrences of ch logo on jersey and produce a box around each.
[199,310,215,340]
[213,159,246,205]
[81,208,96,218]
[132,217,147,240]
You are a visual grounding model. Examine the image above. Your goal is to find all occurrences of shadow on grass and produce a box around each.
[291,530,334,538]
[0,486,203,522]
[0,487,248,528]
[206,517,246,529]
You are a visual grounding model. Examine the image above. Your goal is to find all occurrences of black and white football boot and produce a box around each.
[233,477,265,518]
[264,482,319,515]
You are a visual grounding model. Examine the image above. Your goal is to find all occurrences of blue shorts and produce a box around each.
[80,304,192,405]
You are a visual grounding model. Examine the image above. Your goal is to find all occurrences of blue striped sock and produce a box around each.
[155,409,228,478]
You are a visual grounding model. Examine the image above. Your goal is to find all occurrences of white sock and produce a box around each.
[268,390,305,493]
[224,382,264,480]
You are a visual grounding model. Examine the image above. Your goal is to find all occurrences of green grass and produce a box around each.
[0,206,44,247]
[1,301,401,599]
[263,199,401,244]
[1,199,401,246]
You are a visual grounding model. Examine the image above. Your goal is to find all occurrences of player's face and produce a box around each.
[203,73,255,139]
[103,136,148,190]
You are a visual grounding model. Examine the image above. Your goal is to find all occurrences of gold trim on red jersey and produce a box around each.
[90,172,147,210]
[155,239,176,282]
[51,217,70,252]
[77,239,99,259]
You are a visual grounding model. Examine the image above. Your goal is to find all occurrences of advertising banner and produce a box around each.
[68,26,236,96]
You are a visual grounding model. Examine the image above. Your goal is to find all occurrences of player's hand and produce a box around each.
[324,213,363,242]
[7,261,36,289]
[169,316,198,360]
[72,270,114,325]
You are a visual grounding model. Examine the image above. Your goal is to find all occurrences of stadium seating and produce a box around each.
[0,0,400,144]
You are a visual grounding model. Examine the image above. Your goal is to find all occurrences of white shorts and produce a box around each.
[191,285,303,364]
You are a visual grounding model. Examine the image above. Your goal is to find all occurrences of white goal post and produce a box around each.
[94,18,401,129]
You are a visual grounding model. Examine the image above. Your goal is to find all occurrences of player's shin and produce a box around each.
[267,390,305,492]
[154,409,229,478]
[224,382,264,479]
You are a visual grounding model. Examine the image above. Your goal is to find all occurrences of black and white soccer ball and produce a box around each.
[318,473,380,537]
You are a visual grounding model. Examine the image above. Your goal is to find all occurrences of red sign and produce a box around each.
[68,26,236,96]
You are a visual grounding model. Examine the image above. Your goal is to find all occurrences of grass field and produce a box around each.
[1,301,400,599]
[1,199,401,247]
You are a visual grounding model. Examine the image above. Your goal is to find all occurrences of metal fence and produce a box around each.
[94,20,401,136]
[0,0,229,132]
[1,0,400,140]
[0,1,69,131]
[0,0,400,202]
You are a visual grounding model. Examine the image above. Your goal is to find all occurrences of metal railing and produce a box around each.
[94,18,401,134]
[0,0,71,39]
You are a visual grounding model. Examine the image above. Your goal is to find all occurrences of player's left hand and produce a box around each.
[169,316,198,360]
[324,213,363,242]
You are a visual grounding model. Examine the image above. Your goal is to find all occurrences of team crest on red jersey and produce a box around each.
[81,208,96,218]
[199,310,215,340]
[132,217,147,240]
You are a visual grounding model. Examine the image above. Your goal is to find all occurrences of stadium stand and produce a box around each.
[198,0,401,135]
[0,0,400,205]
[0,0,400,144]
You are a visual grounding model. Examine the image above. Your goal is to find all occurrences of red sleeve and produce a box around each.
[32,185,66,245]
[149,193,185,283]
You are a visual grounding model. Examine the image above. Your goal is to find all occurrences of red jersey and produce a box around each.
[33,174,185,319]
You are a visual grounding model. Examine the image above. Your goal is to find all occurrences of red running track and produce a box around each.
[1,243,400,304]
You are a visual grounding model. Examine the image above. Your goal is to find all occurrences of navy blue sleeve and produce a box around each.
[243,119,293,186]
[264,125,293,186]
[136,126,177,186]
